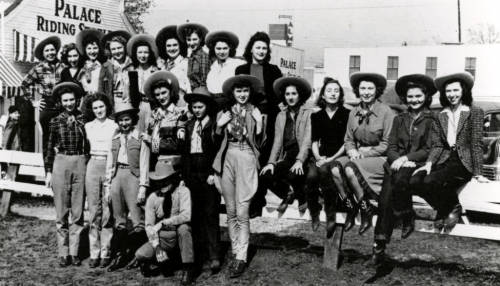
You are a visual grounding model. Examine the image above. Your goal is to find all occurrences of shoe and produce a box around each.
[371,241,386,266]
[107,254,128,272]
[180,263,195,285]
[311,213,320,232]
[70,255,81,266]
[126,257,140,270]
[433,211,446,232]
[342,196,357,232]
[298,202,308,215]
[401,212,415,239]
[277,190,295,213]
[229,260,246,278]
[100,258,111,268]
[358,199,374,235]
[443,204,462,233]
[139,261,153,277]
[209,259,221,274]
[89,258,100,268]
[326,221,336,238]
[59,256,71,267]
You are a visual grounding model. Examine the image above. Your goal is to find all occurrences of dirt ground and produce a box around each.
[1,196,500,286]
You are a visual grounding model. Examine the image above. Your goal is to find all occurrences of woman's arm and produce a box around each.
[386,116,401,164]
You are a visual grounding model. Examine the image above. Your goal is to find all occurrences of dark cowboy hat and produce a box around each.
[156,25,179,52]
[149,158,181,182]
[205,30,239,49]
[395,74,437,98]
[434,72,474,92]
[111,101,139,119]
[143,71,180,100]
[52,82,84,102]
[101,30,132,49]
[76,28,104,55]
[185,86,217,107]
[222,75,264,103]
[126,34,158,58]
[177,22,209,43]
[34,36,61,61]
[273,76,312,103]
[349,72,387,91]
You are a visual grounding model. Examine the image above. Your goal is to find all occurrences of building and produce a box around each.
[324,44,500,101]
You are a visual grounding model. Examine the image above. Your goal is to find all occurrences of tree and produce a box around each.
[124,0,154,33]
[467,23,500,44]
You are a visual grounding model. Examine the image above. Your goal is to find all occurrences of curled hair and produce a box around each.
[279,84,308,107]
[131,41,157,67]
[106,36,127,52]
[242,32,271,63]
[438,79,473,107]
[86,92,113,121]
[400,82,433,108]
[115,111,139,127]
[352,79,385,99]
[208,38,237,60]
[82,36,105,63]
[159,36,188,60]
[149,80,179,108]
[225,83,258,107]
[60,43,83,68]
[317,77,345,108]
[184,27,205,47]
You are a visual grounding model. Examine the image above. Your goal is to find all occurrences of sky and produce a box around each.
[143,0,500,66]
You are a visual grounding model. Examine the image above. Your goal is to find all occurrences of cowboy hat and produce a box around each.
[149,158,181,182]
[349,72,387,91]
[205,30,239,49]
[185,86,217,107]
[143,71,180,99]
[111,101,139,119]
[34,36,61,61]
[395,74,437,98]
[52,82,84,102]
[273,76,312,103]
[434,72,474,91]
[101,30,132,49]
[76,29,104,55]
[177,22,209,43]
[126,34,158,59]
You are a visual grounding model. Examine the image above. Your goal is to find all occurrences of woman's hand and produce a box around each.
[177,128,185,140]
[390,156,408,171]
[206,175,215,185]
[347,149,362,161]
[473,175,490,183]
[402,161,416,168]
[290,160,304,175]
[141,133,151,144]
[413,162,432,176]
[217,111,232,127]
[155,246,168,263]
[45,172,52,188]
[315,156,327,168]
[137,186,147,205]
[260,164,274,176]
[38,98,47,111]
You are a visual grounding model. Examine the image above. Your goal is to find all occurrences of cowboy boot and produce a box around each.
[401,211,416,239]
[359,198,375,235]
[341,194,358,232]
[371,240,386,266]
[277,187,295,213]
[108,229,129,272]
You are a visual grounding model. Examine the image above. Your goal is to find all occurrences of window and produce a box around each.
[425,57,438,78]
[386,56,399,80]
[349,55,360,75]
[465,57,476,77]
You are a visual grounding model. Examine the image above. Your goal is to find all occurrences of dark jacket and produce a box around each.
[428,105,484,175]
[98,61,116,110]
[387,110,435,165]
[235,62,282,116]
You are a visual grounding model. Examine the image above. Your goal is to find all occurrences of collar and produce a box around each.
[113,57,132,69]
[166,103,176,113]
[441,104,470,115]
[354,100,383,117]
[195,115,210,128]
[41,60,61,68]
[172,55,185,65]
[114,127,140,140]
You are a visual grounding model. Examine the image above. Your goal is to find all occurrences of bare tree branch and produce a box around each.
[467,23,500,44]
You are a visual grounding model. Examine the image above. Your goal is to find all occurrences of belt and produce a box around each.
[59,151,85,155]
[91,154,107,160]
[117,163,130,169]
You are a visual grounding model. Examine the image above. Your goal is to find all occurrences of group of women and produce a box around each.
[20,21,489,283]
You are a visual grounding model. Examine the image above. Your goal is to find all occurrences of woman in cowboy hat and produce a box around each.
[177,22,210,90]
[371,74,437,265]
[205,30,245,110]
[143,71,187,170]
[236,31,282,217]
[126,33,159,133]
[134,160,195,284]
[181,87,221,273]
[259,76,313,215]
[84,93,118,268]
[331,72,396,235]
[303,77,350,236]
[212,74,265,278]
[99,30,133,111]
[156,25,191,106]
[44,82,88,267]
[21,35,64,155]
[59,43,84,86]
[411,72,488,233]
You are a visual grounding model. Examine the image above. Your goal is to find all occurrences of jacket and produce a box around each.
[105,128,150,187]
[386,110,435,164]
[268,106,312,164]
[427,104,484,175]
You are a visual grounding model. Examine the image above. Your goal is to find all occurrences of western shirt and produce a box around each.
[206,58,246,94]
[190,116,209,154]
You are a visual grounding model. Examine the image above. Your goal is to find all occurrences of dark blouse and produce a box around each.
[311,105,350,157]
[60,67,83,86]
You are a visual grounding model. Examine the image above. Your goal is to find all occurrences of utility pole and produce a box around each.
[457,0,462,43]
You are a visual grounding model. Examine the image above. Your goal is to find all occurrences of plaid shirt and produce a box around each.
[44,111,88,172]
[21,60,65,103]
[187,48,210,89]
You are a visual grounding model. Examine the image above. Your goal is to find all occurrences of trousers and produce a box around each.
[135,224,194,263]
[110,167,144,230]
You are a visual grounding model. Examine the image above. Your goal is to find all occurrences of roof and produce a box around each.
[0,52,23,87]
[0,0,22,18]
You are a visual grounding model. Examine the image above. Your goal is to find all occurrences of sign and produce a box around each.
[270,43,304,77]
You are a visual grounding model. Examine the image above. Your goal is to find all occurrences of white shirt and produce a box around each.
[206,58,246,94]
[442,104,470,147]
[85,118,118,156]
[80,60,102,94]
[190,116,209,154]
[165,56,192,95]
